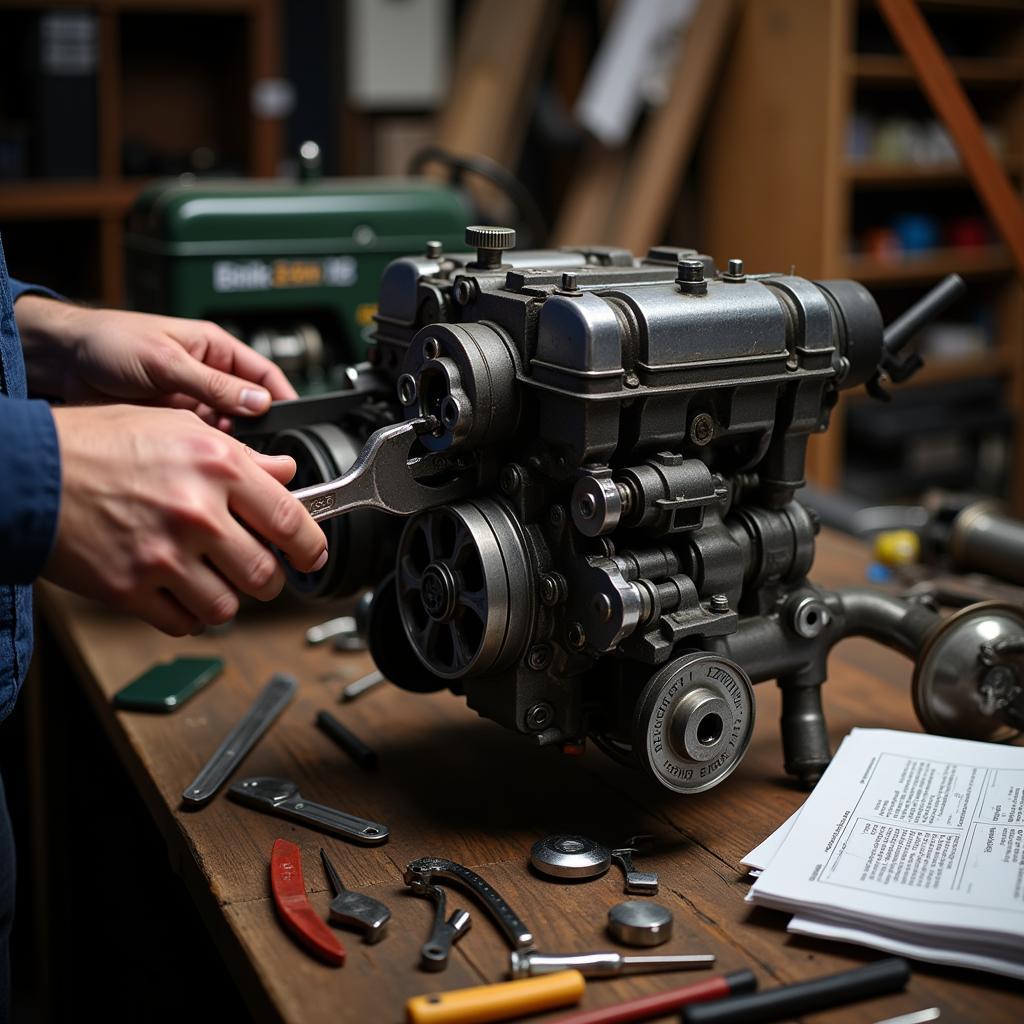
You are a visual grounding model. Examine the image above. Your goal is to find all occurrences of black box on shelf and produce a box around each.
[30,11,98,178]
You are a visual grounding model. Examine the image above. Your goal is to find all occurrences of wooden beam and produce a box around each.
[876,0,1024,280]
[611,0,737,255]
[551,142,627,245]
[435,0,558,169]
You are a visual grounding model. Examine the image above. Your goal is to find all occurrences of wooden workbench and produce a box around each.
[27,530,1024,1023]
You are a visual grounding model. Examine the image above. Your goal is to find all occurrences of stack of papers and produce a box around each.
[742,729,1024,980]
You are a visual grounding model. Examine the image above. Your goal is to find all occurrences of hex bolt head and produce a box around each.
[567,622,587,650]
[425,240,443,259]
[725,258,746,280]
[676,258,709,296]
[560,271,578,292]
[677,258,705,283]
[525,702,555,730]
[689,413,716,446]
[540,574,564,606]
[500,464,523,495]
[526,645,552,671]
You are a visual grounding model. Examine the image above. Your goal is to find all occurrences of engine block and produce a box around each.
[240,229,1024,793]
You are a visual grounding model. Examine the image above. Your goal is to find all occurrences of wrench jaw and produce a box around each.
[293,417,480,524]
[409,880,472,972]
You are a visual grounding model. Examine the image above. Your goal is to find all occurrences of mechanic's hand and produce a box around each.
[45,404,326,635]
[17,296,296,428]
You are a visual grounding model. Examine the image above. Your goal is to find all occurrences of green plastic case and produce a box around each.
[113,656,224,712]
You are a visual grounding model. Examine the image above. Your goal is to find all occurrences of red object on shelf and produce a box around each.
[946,217,989,249]
[861,227,902,261]
[270,838,346,966]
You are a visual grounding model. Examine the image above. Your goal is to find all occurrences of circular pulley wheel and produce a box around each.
[912,601,1024,742]
[396,499,532,679]
[632,652,756,794]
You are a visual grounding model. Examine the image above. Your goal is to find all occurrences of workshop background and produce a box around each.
[0,0,1023,1021]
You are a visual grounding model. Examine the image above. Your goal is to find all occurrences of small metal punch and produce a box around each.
[610,836,659,895]
[510,950,715,978]
[404,857,534,952]
[408,880,471,971]
[320,848,390,942]
[292,418,476,523]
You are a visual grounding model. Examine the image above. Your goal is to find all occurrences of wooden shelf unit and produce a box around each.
[0,0,282,307]
[699,0,1024,514]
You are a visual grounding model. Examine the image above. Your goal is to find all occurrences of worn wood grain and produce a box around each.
[33,530,1024,1023]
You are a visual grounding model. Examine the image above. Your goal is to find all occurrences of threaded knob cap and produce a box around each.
[465,225,516,268]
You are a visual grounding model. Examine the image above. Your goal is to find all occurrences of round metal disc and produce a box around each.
[607,901,673,947]
[912,601,1024,742]
[530,835,610,879]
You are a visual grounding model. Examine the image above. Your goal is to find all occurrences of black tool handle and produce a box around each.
[883,274,965,356]
[316,710,378,770]
[681,957,911,1024]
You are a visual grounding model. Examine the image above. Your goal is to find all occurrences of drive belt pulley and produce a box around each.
[395,499,533,679]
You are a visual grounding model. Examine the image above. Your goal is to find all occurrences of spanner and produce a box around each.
[228,777,389,844]
[408,880,471,971]
[292,418,477,523]
[404,857,534,952]
[611,836,659,895]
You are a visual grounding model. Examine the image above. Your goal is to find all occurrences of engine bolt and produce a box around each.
[676,258,708,296]
[560,271,579,292]
[500,464,523,494]
[525,702,555,731]
[689,413,715,447]
[710,593,730,614]
[539,573,565,606]
[527,645,552,671]
[425,240,443,259]
[567,622,587,650]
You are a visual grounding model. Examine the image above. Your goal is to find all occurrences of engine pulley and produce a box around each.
[396,499,533,679]
[632,652,755,793]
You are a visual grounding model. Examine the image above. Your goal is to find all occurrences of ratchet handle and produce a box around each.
[405,857,534,951]
[278,795,389,844]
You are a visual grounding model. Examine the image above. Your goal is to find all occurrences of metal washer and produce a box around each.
[530,835,611,880]
[607,900,673,947]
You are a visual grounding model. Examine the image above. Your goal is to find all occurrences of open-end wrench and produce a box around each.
[404,857,534,952]
[229,777,389,844]
[292,418,477,523]
[611,836,659,895]
[409,880,471,971]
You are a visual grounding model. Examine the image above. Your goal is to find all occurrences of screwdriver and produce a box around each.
[510,950,715,978]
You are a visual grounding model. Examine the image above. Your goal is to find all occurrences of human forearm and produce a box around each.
[13,293,84,400]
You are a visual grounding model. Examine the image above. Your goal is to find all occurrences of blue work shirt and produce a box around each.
[0,236,61,721]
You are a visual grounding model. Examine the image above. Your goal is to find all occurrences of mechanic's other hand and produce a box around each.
[17,296,297,426]
[45,405,326,636]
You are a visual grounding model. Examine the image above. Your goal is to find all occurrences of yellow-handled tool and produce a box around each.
[406,969,585,1024]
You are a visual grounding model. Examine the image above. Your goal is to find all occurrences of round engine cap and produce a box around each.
[530,835,610,880]
[607,901,673,947]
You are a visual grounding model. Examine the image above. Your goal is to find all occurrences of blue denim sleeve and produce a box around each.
[9,278,62,304]
[0,394,61,584]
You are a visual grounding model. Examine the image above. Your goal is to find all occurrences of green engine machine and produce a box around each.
[125,166,473,391]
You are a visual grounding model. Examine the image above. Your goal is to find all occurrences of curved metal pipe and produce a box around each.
[826,587,939,660]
